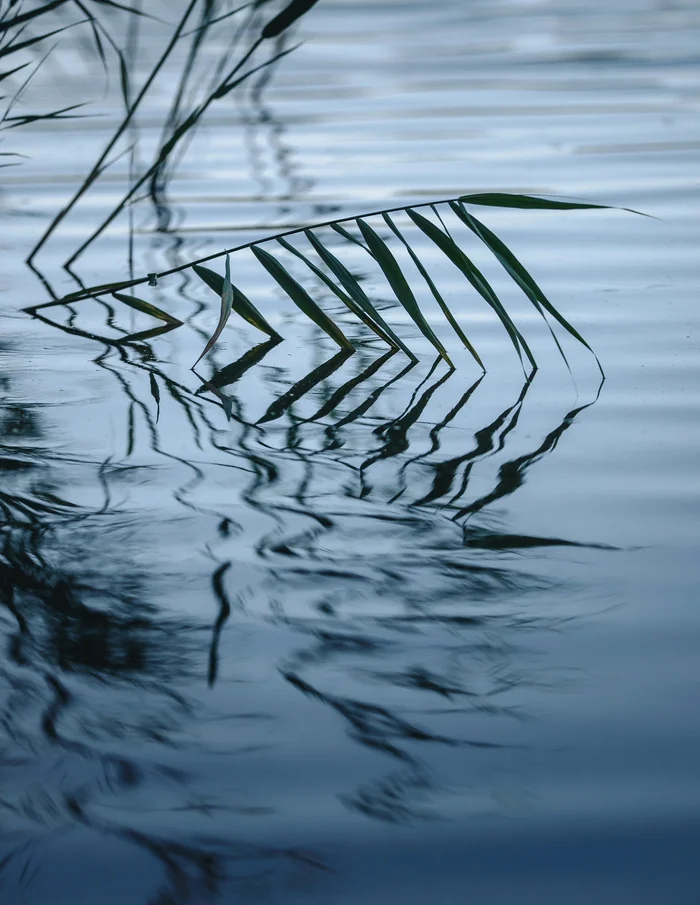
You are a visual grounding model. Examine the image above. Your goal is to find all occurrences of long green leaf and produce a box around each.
[304,229,416,360]
[194,253,235,365]
[453,202,603,376]
[459,192,649,219]
[450,200,571,373]
[458,193,611,211]
[382,213,484,370]
[251,245,354,351]
[330,221,366,250]
[112,292,183,325]
[193,262,280,339]
[261,0,320,39]
[407,208,536,372]
[356,218,452,366]
[276,236,398,348]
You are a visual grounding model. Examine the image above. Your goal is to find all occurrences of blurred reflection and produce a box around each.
[7,252,606,901]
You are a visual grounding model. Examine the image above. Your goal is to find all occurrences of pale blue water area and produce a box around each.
[1,1,699,902]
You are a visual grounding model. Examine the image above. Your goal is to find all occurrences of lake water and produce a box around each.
[1,1,699,902]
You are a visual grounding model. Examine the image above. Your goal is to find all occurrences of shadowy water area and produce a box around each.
[1,1,699,903]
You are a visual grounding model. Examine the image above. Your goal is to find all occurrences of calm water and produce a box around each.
[1,1,699,902]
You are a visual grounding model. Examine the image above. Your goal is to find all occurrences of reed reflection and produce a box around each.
[6,286,606,903]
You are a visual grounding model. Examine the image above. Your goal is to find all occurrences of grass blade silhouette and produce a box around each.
[27,0,201,263]
[262,0,320,39]
[382,213,484,370]
[304,229,416,359]
[194,253,235,366]
[252,245,354,350]
[453,201,603,376]
[193,262,280,340]
[357,217,453,366]
[276,236,399,348]
[112,292,182,326]
[407,208,536,373]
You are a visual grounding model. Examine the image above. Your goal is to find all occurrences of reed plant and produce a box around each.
[5,0,635,372]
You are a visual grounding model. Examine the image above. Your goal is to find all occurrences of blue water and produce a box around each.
[1,1,699,902]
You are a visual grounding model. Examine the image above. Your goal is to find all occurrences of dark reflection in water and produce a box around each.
[0,280,610,901]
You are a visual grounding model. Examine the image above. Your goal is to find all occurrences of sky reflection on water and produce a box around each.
[1,0,700,902]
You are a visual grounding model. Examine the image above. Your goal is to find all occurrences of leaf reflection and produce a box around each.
[3,289,607,900]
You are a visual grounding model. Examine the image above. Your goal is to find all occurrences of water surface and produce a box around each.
[1,1,699,902]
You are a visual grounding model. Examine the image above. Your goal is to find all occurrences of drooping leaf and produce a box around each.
[330,221,366,250]
[276,236,398,348]
[112,292,183,325]
[449,200,572,373]
[458,193,612,211]
[261,0,320,39]
[194,253,235,365]
[382,213,484,370]
[44,189,626,372]
[251,245,354,351]
[304,229,416,359]
[452,202,603,376]
[357,217,453,367]
[193,262,280,339]
[407,208,536,372]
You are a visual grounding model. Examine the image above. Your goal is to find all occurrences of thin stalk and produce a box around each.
[54,195,493,303]
[64,36,273,266]
[26,0,200,264]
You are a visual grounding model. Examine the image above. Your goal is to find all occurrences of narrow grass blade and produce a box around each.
[304,229,416,359]
[0,1,69,34]
[252,245,354,351]
[458,193,612,211]
[453,202,603,375]
[450,201,571,373]
[0,23,79,59]
[276,236,397,348]
[407,208,536,372]
[357,217,452,366]
[459,192,650,219]
[194,253,235,366]
[262,0,320,39]
[382,213,484,370]
[149,371,160,405]
[330,221,366,250]
[112,292,183,325]
[193,262,280,339]
[27,0,200,263]
[0,63,30,82]
[59,279,142,303]
[62,40,299,266]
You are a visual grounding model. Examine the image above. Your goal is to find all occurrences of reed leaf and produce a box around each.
[112,292,182,326]
[193,263,280,339]
[458,193,610,211]
[451,201,602,376]
[194,253,235,366]
[251,245,354,351]
[276,236,398,348]
[357,217,452,367]
[304,229,416,359]
[406,207,536,372]
[382,212,484,370]
[40,191,630,371]
[262,0,320,39]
